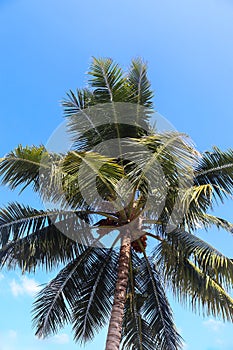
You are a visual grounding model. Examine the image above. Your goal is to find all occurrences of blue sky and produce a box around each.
[0,0,233,349]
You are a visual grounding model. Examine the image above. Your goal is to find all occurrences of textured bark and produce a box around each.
[105,232,131,350]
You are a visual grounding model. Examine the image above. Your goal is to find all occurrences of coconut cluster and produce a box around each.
[131,235,147,253]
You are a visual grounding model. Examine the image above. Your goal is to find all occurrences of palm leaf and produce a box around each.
[61,151,124,209]
[161,229,233,284]
[157,240,233,321]
[88,57,127,103]
[121,133,195,219]
[0,203,95,271]
[197,213,233,231]
[72,248,118,343]
[0,145,65,204]
[62,59,154,154]
[194,147,233,202]
[121,251,158,350]
[137,252,183,349]
[0,145,48,193]
[121,298,159,350]
[127,58,153,107]
[32,248,94,338]
[66,103,151,155]
[183,204,233,233]
[62,88,107,152]
[62,88,95,116]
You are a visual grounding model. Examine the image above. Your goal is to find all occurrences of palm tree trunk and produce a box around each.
[105,231,131,350]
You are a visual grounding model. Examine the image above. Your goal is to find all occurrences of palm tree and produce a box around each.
[0,58,233,350]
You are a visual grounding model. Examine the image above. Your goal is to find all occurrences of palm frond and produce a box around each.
[0,202,94,271]
[32,248,94,338]
[61,151,124,209]
[62,88,95,117]
[137,253,183,349]
[0,145,65,205]
[122,298,159,350]
[193,212,233,232]
[161,229,233,285]
[121,251,158,350]
[121,133,195,217]
[62,88,105,152]
[127,58,153,107]
[156,241,233,321]
[72,248,118,343]
[181,184,218,231]
[0,145,47,193]
[183,184,213,212]
[62,58,153,153]
[195,147,233,203]
[66,103,151,155]
[186,260,233,320]
[88,57,127,103]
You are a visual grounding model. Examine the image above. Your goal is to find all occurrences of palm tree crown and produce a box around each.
[0,57,233,350]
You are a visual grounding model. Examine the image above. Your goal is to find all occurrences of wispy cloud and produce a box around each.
[203,318,225,332]
[50,333,70,344]
[9,276,40,297]
[0,330,18,350]
[38,333,70,345]
[7,330,17,339]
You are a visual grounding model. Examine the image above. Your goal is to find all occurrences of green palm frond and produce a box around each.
[88,57,127,103]
[0,224,83,272]
[138,132,197,176]
[33,248,118,341]
[61,151,124,208]
[181,184,217,231]
[0,202,50,246]
[0,145,47,193]
[122,133,195,212]
[157,241,233,321]
[0,202,94,271]
[1,147,124,208]
[137,254,183,350]
[194,147,233,203]
[72,248,118,343]
[62,58,154,153]
[158,229,233,285]
[62,88,104,152]
[32,250,91,338]
[0,145,64,204]
[122,298,158,350]
[126,132,195,180]
[66,103,151,154]
[121,252,158,350]
[127,58,153,107]
[183,184,213,212]
[62,88,95,116]
[192,212,233,232]
[0,202,91,246]
[187,260,233,320]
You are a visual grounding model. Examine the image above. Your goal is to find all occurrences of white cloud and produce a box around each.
[216,337,226,346]
[203,318,225,332]
[0,273,4,281]
[9,276,40,297]
[38,333,70,345]
[0,330,18,350]
[49,333,70,344]
[8,330,17,339]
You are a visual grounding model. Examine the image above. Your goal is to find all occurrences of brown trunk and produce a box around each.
[105,231,131,350]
